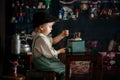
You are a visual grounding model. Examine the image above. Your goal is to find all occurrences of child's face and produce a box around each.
[40,22,55,35]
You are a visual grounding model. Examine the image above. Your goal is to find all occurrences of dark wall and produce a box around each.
[52,11,120,51]
[49,1,120,51]
[0,0,5,76]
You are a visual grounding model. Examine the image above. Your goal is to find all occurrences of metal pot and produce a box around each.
[20,44,30,53]
[11,34,21,54]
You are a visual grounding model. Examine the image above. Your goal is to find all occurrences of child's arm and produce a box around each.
[57,48,66,54]
[52,30,69,44]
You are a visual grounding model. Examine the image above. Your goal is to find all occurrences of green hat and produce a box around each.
[33,11,58,28]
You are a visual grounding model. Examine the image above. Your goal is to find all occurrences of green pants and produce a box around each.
[33,56,65,80]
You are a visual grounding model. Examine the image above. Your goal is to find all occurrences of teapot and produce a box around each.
[20,39,31,53]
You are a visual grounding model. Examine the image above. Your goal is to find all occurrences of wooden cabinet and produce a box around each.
[66,52,103,80]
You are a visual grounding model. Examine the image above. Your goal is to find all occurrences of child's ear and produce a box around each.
[38,26,43,30]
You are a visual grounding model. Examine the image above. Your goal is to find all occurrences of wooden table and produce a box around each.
[66,52,103,80]
[2,74,25,80]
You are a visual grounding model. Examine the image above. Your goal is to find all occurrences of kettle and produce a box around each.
[20,39,31,53]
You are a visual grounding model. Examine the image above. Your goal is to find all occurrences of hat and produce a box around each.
[33,11,58,28]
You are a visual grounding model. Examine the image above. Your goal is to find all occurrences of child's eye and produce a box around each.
[49,26,52,28]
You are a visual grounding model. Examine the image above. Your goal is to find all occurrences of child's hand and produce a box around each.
[57,48,66,54]
[61,30,69,37]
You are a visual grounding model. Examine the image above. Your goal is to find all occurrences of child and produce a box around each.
[32,11,69,80]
